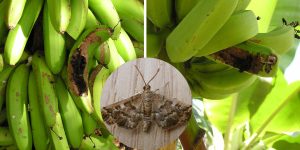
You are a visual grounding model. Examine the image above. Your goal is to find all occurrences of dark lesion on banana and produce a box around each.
[67,29,107,96]
[70,50,88,96]
[210,47,277,74]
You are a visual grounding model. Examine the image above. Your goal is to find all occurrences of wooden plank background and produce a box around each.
[101,58,192,150]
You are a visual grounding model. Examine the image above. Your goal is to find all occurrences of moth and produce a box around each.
[101,66,192,132]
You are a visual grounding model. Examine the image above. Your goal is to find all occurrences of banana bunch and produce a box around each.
[0,0,144,149]
[148,0,296,99]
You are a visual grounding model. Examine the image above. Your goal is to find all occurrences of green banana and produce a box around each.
[43,3,66,74]
[0,108,6,124]
[0,66,14,112]
[47,0,71,33]
[85,9,100,30]
[4,0,43,65]
[166,0,239,62]
[88,0,122,39]
[111,0,144,42]
[113,28,136,61]
[0,0,8,46]
[54,77,84,148]
[106,38,125,72]
[147,0,174,28]
[89,65,110,122]
[66,0,88,39]
[147,29,170,58]
[195,10,258,57]
[67,25,112,114]
[0,54,3,72]
[31,52,59,127]
[80,135,119,150]
[82,112,98,136]
[6,64,32,150]
[188,67,257,99]
[250,25,295,55]
[5,0,27,29]
[235,0,251,12]
[111,0,143,23]
[28,71,49,150]
[49,113,70,150]
[175,0,201,22]
[94,42,110,66]
[121,18,144,43]
[208,41,278,77]
[0,127,14,146]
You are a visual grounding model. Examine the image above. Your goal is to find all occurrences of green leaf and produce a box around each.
[250,70,300,134]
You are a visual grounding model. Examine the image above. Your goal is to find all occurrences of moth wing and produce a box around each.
[101,93,143,129]
[150,92,192,130]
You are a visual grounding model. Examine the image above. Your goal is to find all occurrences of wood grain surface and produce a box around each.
[100,58,192,150]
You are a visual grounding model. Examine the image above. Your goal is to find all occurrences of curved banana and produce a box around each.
[0,66,14,112]
[111,0,144,42]
[49,113,70,150]
[54,77,83,148]
[31,52,59,127]
[166,0,239,62]
[88,0,121,39]
[250,26,295,55]
[147,0,174,28]
[67,25,112,114]
[189,67,257,97]
[195,10,258,57]
[175,0,201,22]
[43,3,66,74]
[208,41,278,77]
[235,0,251,12]
[28,71,49,150]
[113,28,136,61]
[106,38,125,72]
[47,0,71,33]
[4,0,43,65]
[5,0,27,29]
[82,112,98,136]
[0,127,14,146]
[121,18,144,43]
[0,0,8,46]
[6,64,32,150]
[89,65,110,122]
[85,9,100,30]
[66,0,88,39]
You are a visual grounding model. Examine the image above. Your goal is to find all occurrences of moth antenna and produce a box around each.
[147,68,160,85]
[111,19,122,32]
[134,65,147,85]
[50,127,63,140]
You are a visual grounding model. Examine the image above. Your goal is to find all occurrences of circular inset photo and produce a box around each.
[100,58,192,150]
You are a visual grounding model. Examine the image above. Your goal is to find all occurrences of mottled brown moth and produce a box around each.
[101,66,192,132]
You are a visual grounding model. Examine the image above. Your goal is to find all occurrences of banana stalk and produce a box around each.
[6,64,32,150]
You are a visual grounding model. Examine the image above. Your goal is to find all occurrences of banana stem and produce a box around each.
[224,94,239,150]
[179,114,206,150]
